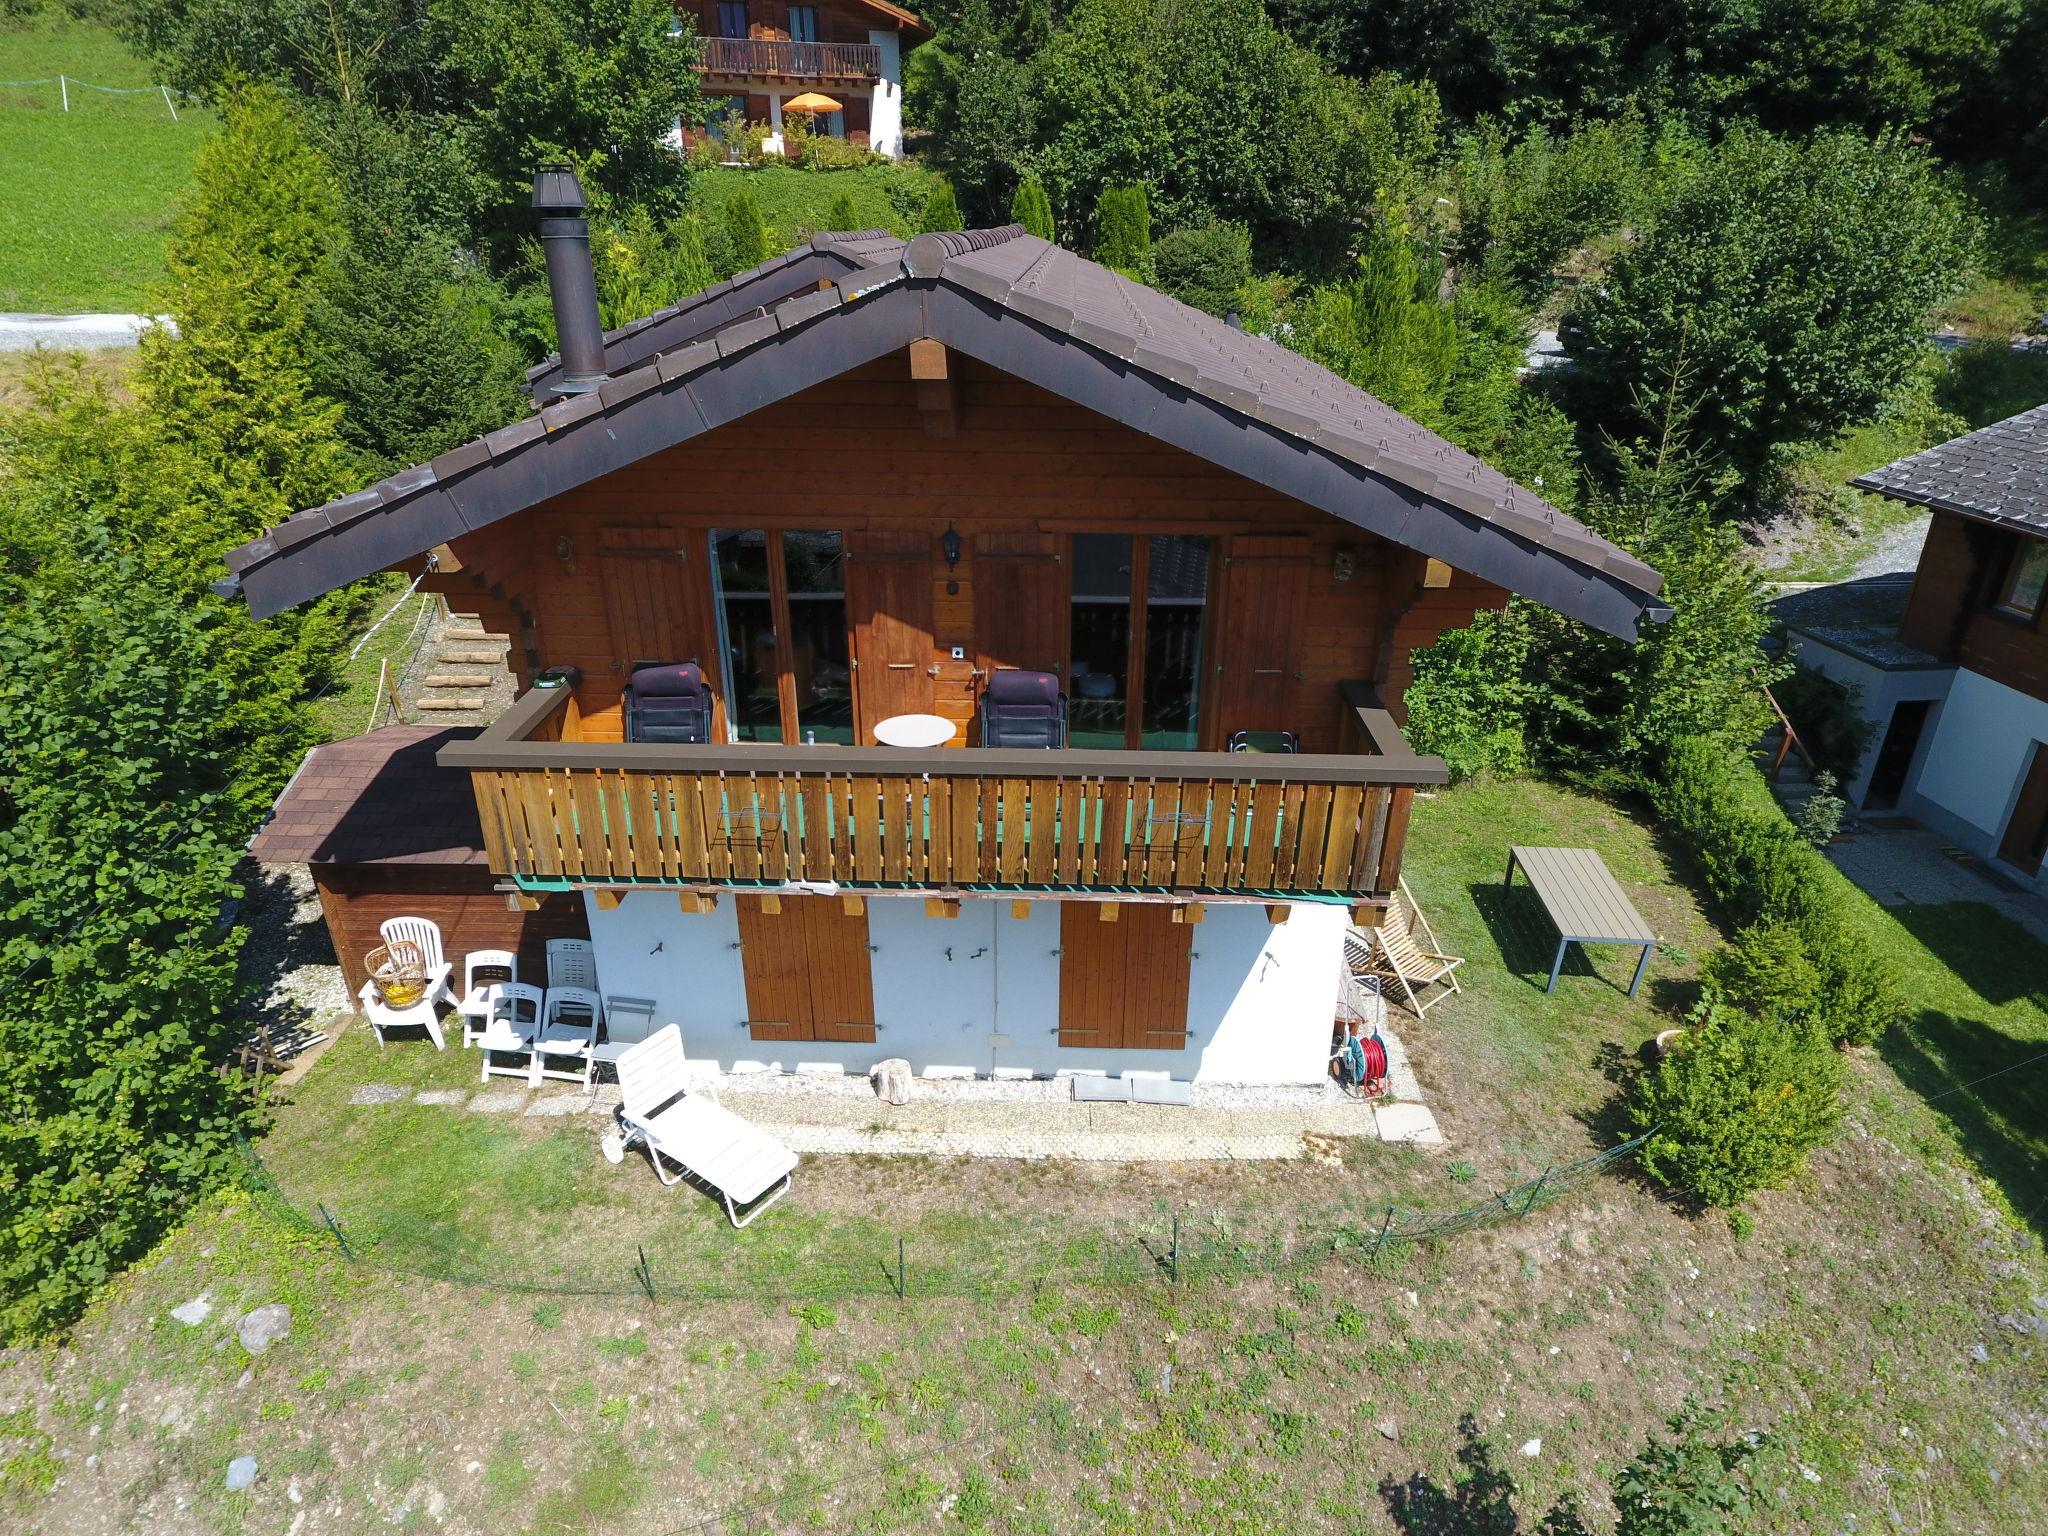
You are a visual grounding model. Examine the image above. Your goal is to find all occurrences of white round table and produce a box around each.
[872,713,958,748]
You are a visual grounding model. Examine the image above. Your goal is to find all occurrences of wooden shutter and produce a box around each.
[598,526,725,730]
[973,532,1067,679]
[738,896,809,1041]
[1212,535,1312,741]
[847,530,936,741]
[800,897,877,1043]
[1057,902,1193,1050]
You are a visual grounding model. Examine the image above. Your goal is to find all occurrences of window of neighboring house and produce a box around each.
[706,95,746,140]
[1996,538,2048,619]
[787,5,818,41]
[717,2,748,38]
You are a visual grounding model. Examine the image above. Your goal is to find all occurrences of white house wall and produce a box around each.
[581,892,1342,1083]
[1784,632,1953,806]
[867,32,904,157]
[1909,667,2048,865]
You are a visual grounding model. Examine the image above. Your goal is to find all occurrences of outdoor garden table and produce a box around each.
[1504,845,1658,997]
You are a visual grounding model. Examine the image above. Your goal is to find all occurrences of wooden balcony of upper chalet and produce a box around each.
[696,37,884,81]
[436,679,1447,908]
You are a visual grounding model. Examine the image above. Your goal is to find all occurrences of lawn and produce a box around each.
[0,11,212,312]
[691,161,944,246]
[2,777,2044,1533]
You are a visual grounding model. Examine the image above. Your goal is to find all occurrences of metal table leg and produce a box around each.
[1627,943,1654,998]
[1546,938,1567,993]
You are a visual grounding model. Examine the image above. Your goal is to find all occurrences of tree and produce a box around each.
[1151,220,1252,317]
[919,178,964,234]
[1091,183,1151,275]
[903,0,1045,223]
[1009,173,1055,240]
[1572,128,1975,487]
[1292,213,1459,422]
[720,187,770,272]
[826,190,860,233]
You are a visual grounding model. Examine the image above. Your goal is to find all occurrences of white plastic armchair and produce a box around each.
[379,916,455,1005]
[458,949,518,1049]
[615,1026,795,1228]
[531,986,603,1088]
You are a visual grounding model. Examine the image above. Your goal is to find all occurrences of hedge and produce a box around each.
[1651,736,1901,1047]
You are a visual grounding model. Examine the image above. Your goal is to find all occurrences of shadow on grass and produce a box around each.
[1468,882,1664,1003]
[1381,1414,1593,1534]
[1880,903,2048,1242]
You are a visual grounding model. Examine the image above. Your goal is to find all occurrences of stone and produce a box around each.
[288,1480,303,1505]
[1373,1102,1444,1146]
[236,1368,254,1389]
[237,1303,292,1354]
[169,1295,212,1326]
[1378,1420,1399,1442]
[1519,1438,1542,1458]
[349,1084,406,1105]
[412,1089,470,1107]
[1971,1343,1990,1363]
[468,1089,528,1114]
[870,1057,912,1106]
[225,1456,259,1492]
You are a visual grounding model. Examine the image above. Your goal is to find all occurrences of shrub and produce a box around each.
[1701,922,1823,1023]
[1611,1409,1758,1535]
[1092,183,1152,276]
[1151,220,1252,318]
[1773,664,1872,784]
[804,135,874,170]
[720,187,769,273]
[1010,174,1054,240]
[825,190,860,232]
[918,178,964,233]
[1652,736,1901,1046]
[1631,998,1844,1208]
[1795,770,1847,848]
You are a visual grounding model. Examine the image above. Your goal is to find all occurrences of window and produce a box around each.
[1067,533,1212,750]
[1997,538,2048,619]
[787,5,817,41]
[709,528,852,744]
[716,2,748,37]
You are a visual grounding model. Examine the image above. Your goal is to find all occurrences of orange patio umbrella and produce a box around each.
[782,92,843,114]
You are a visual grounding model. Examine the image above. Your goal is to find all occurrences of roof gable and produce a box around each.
[225,227,1666,637]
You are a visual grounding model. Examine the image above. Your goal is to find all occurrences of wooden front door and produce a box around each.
[1211,535,1311,744]
[1057,902,1193,1050]
[736,895,876,1042]
[847,530,937,743]
[1998,742,2048,874]
[599,526,723,728]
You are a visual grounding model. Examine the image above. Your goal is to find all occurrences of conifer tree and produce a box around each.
[721,187,771,272]
[1010,174,1054,239]
[919,178,964,233]
[1092,184,1151,275]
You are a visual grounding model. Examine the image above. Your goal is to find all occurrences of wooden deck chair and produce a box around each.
[1354,879,1465,1017]
[615,1026,796,1228]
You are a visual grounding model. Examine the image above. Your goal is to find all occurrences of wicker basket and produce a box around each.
[366,941,428,1008]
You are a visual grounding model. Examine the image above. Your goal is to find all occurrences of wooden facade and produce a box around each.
[309,864,589,997]
[1900,511,2048,705]
[423,350,1508,750]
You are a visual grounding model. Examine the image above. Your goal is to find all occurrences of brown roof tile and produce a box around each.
[248,726,489,867]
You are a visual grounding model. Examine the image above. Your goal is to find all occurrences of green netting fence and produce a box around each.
[237,1130,1652,1302]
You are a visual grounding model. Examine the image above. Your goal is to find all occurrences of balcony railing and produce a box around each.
[438,682,1447,901]
[697,38,882,79]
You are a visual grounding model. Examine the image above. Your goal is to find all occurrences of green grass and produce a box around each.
[5,775,2045,1533]
[0,11,212,311]
[691,161,942,246]
[307,573,433,743]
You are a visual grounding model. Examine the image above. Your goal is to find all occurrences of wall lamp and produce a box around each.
[941,522,962,594]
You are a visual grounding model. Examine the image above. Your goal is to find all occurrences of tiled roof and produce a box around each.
[248,725,488,866]
[1851,403,2048,529]
[225,226,1667,637]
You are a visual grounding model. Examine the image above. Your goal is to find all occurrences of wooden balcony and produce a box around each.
[437,681,1447,904]
[697,37,883,80]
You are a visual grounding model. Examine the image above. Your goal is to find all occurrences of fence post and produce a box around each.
[1371,1204,1395,1256]
[896,1235,906,1301]
[1169,1216,1180,1285]
[1522,1167,1553,1215]
[161,84,178,121]
[635,1244,656,1303]
[59,75,69,112]
[316,1203,355,1261]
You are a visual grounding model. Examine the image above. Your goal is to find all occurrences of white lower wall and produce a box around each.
[868,32,904,157]
[1909,667,2048,862]
[582,892,1342,1083]
[1783,631,1952,807]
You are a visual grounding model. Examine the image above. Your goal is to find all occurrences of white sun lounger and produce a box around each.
[614,1026,796,1228]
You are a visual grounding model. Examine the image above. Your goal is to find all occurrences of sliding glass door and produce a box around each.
[1068,532,1210,750]
[709,528,852,744]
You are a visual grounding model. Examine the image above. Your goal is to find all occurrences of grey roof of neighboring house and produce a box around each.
[224,226,1668,638]
[1851,402,2048,530]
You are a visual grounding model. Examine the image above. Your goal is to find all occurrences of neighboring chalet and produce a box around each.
[1785,404,2048,878]
[681,0,928,159]
[232,171,1666,1085]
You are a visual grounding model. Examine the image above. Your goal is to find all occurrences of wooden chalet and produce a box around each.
[229,174,1666,1084]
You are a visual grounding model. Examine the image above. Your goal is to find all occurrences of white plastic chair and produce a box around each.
[379,916,455,1006]
[458,949,518,1048]
[546,938,597,992]
[477,981,543,1084]
[531,986,603,1088]
[615,1026,796,1228]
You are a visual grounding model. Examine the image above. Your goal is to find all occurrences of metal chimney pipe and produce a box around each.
[532,164,607,392]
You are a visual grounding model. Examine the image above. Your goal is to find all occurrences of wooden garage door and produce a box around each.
[737,895,877,1043]
[1057,902,1193,1050]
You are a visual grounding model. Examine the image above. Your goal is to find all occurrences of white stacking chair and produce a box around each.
[380,916,456,1006]
[477,981,543,1085]
[615,1026,796,1228]
[546,938,598,992]
[531,986,603,1088]
[457,949,518,1049]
